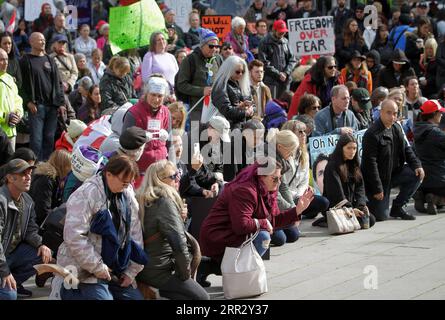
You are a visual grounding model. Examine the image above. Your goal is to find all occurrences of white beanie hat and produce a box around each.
[67,119,87,139]
[145,76,168,95]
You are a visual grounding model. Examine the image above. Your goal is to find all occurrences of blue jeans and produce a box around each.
[300,195,330,219]
[367,164,422,221]
[60,280,144,300]
[271,226,300,246]
[0,243,42,300]
[252,231,271,257]
[29,104,58,161]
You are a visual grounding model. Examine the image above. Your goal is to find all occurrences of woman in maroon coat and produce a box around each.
[198,157,313,286]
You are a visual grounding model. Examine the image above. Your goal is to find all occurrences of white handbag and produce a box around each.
[327,200,361,235]
[221,229,268,299]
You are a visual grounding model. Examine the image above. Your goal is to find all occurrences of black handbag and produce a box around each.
[40,203,67,253]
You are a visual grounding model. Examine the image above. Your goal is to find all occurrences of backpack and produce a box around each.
[40,203,67,253]
[174,55,196,104]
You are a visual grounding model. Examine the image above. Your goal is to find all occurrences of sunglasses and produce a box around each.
[326,65,337,70]
[235,70,245,75]
[297,130,306,135]
[208,44,221,49]
[311,105,320,110]
[223,47,232,50]
[271,176,281,183]
[167,172,180,181]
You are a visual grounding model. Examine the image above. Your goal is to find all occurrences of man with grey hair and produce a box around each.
[313,84,359,136]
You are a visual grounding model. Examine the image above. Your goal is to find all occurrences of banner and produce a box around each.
[201,15,231,43]
[24,0,57,22]
[308,129,366,167]
[164,0,192,33]
[108,0,166,54]
[287,16,335,57]
[66,0,92,27]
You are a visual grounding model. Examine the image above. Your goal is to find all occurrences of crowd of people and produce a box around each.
[1,0,445,301]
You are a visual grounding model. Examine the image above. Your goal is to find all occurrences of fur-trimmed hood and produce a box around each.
[34,162,58,179]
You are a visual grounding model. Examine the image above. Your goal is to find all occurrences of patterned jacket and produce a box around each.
[56,174,144,284]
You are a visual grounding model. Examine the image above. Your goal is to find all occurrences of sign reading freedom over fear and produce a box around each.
[287,16,335,56]
[201,15,232,43]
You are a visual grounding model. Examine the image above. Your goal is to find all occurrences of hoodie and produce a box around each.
[366,50,383,90]
[376,49,416,89]
[414,121,445,189]
[263,99,288,130]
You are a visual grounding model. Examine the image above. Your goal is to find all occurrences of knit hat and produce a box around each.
[96,20,109,34]
[119,126,148,150]
[208,116,231,143]
[67,119,87,139]
[71,146,107,182]
[200,28,219,47]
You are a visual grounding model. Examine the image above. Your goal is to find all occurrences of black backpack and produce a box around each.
[174,55,196,104]
[40,203,67,253]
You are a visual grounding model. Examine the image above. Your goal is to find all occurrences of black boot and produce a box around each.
[390,205,416,220]
[196,257,221,288]
[413,190,426,213]
[425,193,438,215]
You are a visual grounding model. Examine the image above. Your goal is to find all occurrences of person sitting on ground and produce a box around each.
[0,159,52,300]
[55,155,146,300]
[55,119,87,153]
[350,88,373,130]
[314,134,376,229]
[198,157,314,287]
[136,160,210,300]
[77,84,102,124]
[413,100,445,215]
[297,94,322,120]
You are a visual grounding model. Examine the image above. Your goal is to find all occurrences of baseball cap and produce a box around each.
[53,34,68,43]
[2,159,36,175]
[273,20,288,33]
[351,88,372,110]
[209,116,231,143]
[420,100,445,114]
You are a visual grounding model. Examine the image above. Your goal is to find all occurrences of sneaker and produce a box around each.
[390,206,416,220]
[16,285,32,298]
[35,272,53,288]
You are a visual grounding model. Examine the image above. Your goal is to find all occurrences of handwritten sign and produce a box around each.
[308,129,366,166]
[201,15,232,43]
[165,0,192,32]
[24,0,57,22]
[288,16,335,56]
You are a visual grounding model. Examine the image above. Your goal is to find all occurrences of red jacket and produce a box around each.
[199,177,299,260]
[55,132,74,153]
[128,100,170,174]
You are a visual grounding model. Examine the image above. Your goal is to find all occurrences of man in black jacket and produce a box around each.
[19,32,65,161]
[0,159,52,300]
[361,99,425,221]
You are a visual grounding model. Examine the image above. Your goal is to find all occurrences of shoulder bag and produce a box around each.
[327,199,361,235]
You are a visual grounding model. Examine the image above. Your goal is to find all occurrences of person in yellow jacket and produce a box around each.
[0,48,23,151]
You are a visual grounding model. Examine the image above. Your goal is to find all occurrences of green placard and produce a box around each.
[109,0,166,54]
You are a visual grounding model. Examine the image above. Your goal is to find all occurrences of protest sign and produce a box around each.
[165,0,192,32]
[201,15,231,43]
[308,129,366,167]
[287,16,335,56]
[66,0,92,27]
[109,0,166,54]
[25,0,57,22]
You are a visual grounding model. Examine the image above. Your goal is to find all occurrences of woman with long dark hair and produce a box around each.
[340,51,372,93]
[0,32,21,88]
[77,84,101,124]
[370,23,393,66]
[313,134,376,229]
[335,18,368,70]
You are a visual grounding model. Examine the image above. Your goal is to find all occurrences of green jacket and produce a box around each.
[0,72,23,138]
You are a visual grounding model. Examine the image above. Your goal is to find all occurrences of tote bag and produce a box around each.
[327,200,361,235]
[221,229,268,299]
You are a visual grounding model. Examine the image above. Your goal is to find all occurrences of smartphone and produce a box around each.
[193,143,200,156]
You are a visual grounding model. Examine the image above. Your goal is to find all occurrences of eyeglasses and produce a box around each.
[235,70,245,75]
[271,176,281,183]
[223,47,233,50]
[326,65,337,70]
[297,130,306,135]
[208,44,221,49]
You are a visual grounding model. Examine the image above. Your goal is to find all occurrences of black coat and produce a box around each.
[361,119,421,196]
[376,49,416,90]
[6,58,22,89]
[0,129,13,167]
[335,36,368,69]
[99,69,135,113]
[323,160,367,209]
[211,79,252,129]
[414,121,445,189]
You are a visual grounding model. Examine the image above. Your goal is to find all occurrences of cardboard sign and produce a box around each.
[201,15,232,43]
[165,0,193,33]
[288,16,335,56]
[24,0,57,22]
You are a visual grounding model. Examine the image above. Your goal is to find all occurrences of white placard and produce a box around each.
[164,0,192,32]
[25,0,58,22]
[287,16,335,57]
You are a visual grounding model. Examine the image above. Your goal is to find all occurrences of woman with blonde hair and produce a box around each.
[419,38,438,98]
[168,101,187,133]
[136,160,209,300]
[99,55,135,114]
[29,149,72,225]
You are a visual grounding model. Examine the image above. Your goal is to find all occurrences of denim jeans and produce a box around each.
[60,280,144,300]
[271,226,300,246]
[29,104,58,161]
[0,243,42,300]
[252,231,271,257]
[367,164,422,221]
[300,195,330,219]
